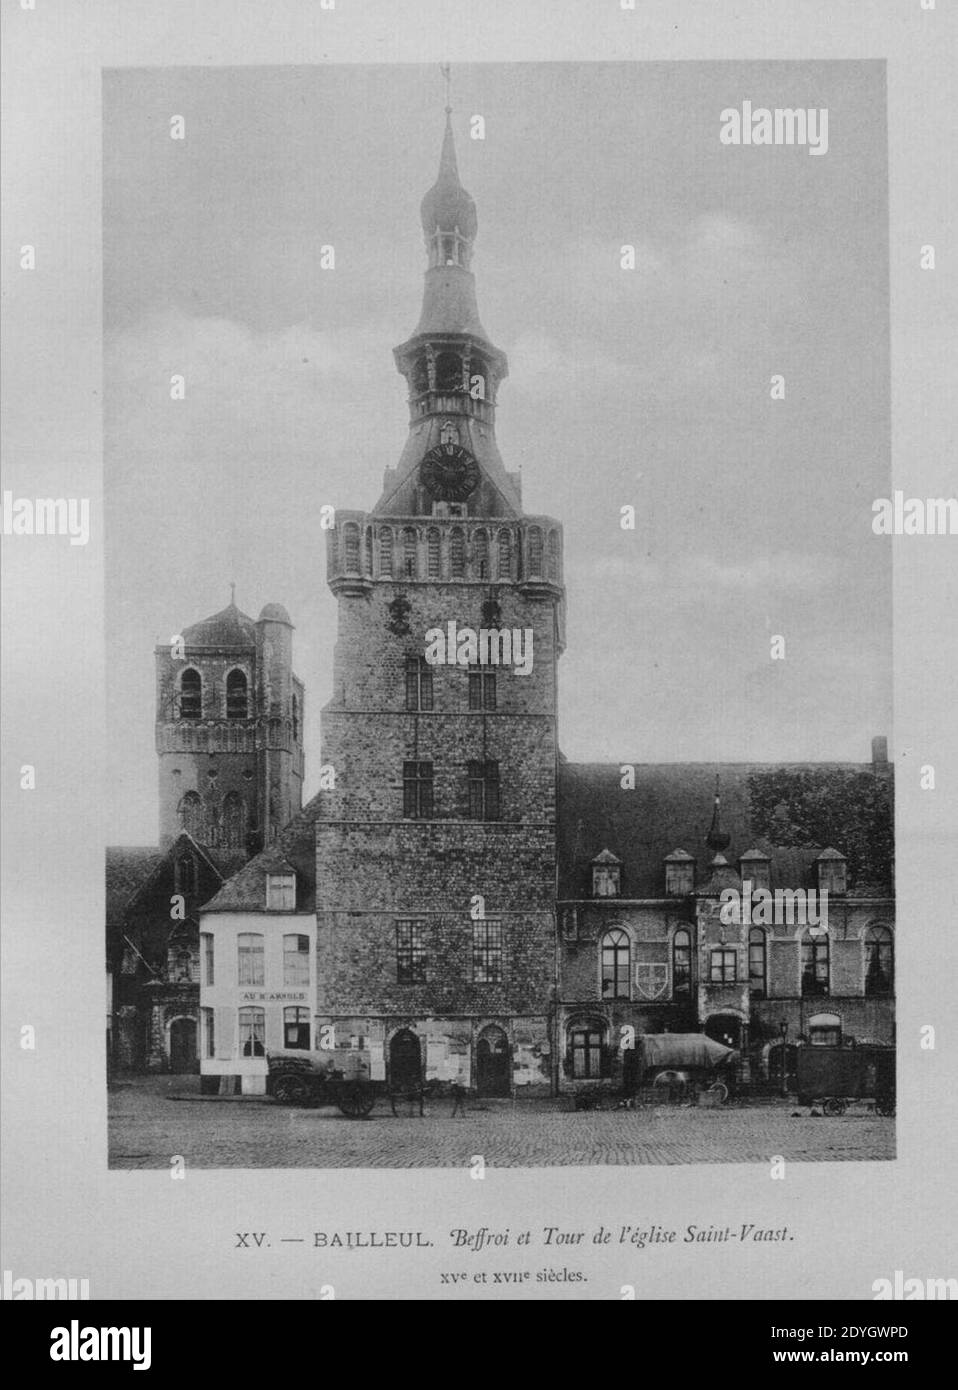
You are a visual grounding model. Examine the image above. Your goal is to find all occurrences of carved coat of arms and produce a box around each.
[634,963,670,1000]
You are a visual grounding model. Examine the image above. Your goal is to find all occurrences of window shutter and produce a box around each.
[215,1008,235,1060]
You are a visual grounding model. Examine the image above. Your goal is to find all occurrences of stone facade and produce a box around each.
[555,761,894,1094]
[316,542,563,1096]
[107,598,304,1074]
[131,110,897,1102]
[311,113,565,1097]
[155,601,305,854]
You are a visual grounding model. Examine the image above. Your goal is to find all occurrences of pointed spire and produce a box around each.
[437,108,460,182]
[706,774,732,853]
[420,106,477,242]
[229,580,236,606]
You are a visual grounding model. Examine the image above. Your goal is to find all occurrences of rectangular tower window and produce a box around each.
[237,933,265,987]
[405,657,434,711]
[238,1006,265,1057]
[473,918,503,983]
[467,760,500,820]
[283,1006,310,1050]
[396,920,428,983]
[403,761,434,818]
[468,669,496,711]
[201,932,214,987]
[570,1027,603,1079]
[283,934,310,987]
[710,948,737,983]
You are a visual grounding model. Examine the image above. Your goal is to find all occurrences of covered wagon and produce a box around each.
[634,1033,740,1104]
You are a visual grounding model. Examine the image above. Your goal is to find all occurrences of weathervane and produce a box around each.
[440,62,452,114]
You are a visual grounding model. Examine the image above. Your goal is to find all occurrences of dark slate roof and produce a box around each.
[258,602,292,624]
[107,832,238,924]
[204,847,249,879]
[558,762,893,900]
[181,601,255,649]
[199,794,322,914]
[106,847,165,925]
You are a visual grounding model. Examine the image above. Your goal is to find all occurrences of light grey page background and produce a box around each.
[2,0,956,1300]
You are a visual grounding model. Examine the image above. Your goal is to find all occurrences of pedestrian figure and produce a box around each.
[450,1083,467,1117]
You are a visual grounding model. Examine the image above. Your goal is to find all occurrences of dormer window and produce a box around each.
[591,850,621,898]
[739,849,771,892]
[664,850,695,896]
[816,848,848,896]
[266,872,296,911]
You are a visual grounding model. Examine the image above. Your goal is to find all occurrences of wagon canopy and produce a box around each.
[638,1034,738,1070]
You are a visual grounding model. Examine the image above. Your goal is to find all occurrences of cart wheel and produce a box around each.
[272,1074,309,1106]
[707,1082,729,1105]
[823,1097,846,1117]
[652,1070,688,1103]
[338,1083,376,1119]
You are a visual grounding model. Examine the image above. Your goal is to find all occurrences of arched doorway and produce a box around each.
[704,1013,742,1050]
[169,1017,197,1074]
[476,1025,511,1097]
[389,1029,422,1090]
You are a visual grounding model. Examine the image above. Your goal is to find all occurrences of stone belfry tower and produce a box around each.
[155,596,305,857]
[317,99,566,1096]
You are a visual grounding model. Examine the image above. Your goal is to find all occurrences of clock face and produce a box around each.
[420,443,480,501]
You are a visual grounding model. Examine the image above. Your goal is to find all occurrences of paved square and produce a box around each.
[109,1079,895,1168]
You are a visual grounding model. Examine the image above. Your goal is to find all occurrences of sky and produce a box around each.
[104,61,891,844]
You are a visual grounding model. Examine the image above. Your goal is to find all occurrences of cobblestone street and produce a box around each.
[109,1078,895,1168]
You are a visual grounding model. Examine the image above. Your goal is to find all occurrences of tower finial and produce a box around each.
[706,772,732,853]
[229,581,236,606]
[440,62,451,114]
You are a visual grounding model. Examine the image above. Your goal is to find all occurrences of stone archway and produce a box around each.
[704,1013,743,1050]
[476,1025,511,1097]
[168,1016,197,1074]
[389,1028,422,1090]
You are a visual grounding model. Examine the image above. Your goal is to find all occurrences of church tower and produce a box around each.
[317,104,566,1095]
[155,597,305,857]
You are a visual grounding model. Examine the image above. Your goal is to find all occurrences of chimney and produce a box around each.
[871,735,889,767]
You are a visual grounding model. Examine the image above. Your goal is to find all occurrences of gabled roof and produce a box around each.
[199,793,322,914]
[106,847,164,925]
[591,847,621,864]
[106,831,234,925]
[558,761,893,900]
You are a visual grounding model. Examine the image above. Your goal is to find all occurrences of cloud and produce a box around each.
[105,308,407,489]
[586,549,844,596]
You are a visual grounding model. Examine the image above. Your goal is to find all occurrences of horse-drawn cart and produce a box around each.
[794,1044,895,1116]
[632,1033,739,1104]
[266,1053,377,1118]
